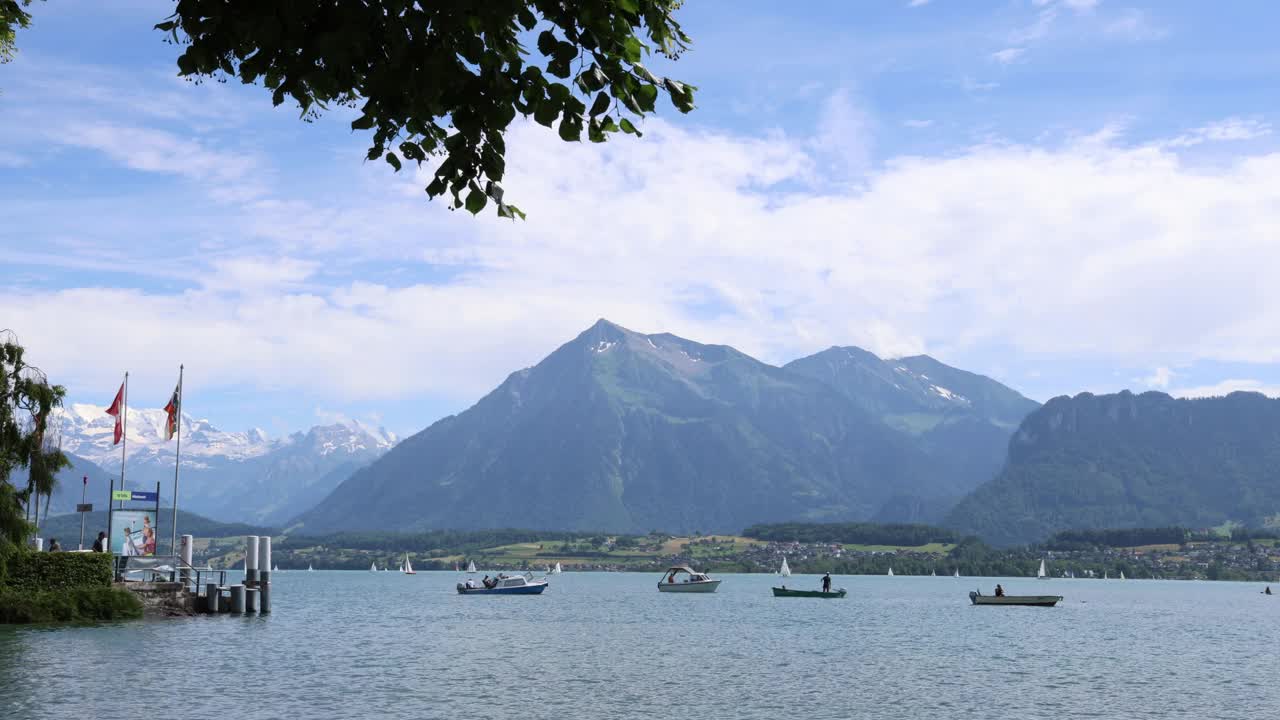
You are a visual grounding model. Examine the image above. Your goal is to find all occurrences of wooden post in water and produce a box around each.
[245,535,259,589]
[258,536,272,614]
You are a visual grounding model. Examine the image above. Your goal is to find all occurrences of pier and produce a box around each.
[115,534,275,617]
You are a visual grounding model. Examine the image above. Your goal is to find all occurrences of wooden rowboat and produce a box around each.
[969,591,1062,607]
[772,587,846,598]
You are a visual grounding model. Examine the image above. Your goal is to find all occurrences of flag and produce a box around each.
[105,382,125,445]
[163,380,181,441]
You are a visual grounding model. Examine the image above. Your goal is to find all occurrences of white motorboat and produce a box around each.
[658,565,721,593]
[457,572,548,595]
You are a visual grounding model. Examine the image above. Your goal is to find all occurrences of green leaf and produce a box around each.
[622,36,643,64]
[636,83,658,112]
[465,188,488,214]
[351,114,375,131]
[589,91,611,117]
[426,177,447,197]
[518,8,538,30]
[559,116,581,142]
[533,99,559,127]
[385,152,402,172]
[619,118,641,137]
[537,31,557,58]
[617,0,640,14]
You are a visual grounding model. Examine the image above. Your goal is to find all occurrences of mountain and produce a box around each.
[945,390,1280,546]
[298,319,1038,534]
[53,405,396,524]
[784,348,1040,522]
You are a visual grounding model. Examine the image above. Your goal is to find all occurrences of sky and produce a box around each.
[3,0,1280,439]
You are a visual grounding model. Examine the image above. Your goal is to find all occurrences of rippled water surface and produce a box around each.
[2,572,1277,719]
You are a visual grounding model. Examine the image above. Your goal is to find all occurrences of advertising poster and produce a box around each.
[112,509,158,556]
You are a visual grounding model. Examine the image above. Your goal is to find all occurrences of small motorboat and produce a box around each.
[969,590,1062,607]
[772,586,846,598]
[658,565,721,593]
[457,572,548,595]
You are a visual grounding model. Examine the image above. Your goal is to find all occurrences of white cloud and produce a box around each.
[903,119,934,129]
[1143,366,1176,389]
[9,117,1280,411]
[1172,380,1280,399]
[1104,8,1166,41]
[1163,117,1272,148]
[991,47,1027,64]
[908,0,930,6]
[810,90,874,178]
[960,76,1000,92]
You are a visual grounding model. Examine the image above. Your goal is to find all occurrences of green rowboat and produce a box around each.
[772,587,846,598]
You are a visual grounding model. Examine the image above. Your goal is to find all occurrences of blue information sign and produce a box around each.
[129,491,158,502]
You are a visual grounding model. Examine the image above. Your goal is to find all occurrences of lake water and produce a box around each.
[2,572,1277,719]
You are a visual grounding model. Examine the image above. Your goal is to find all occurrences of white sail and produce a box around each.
[273,564,279,572]
[467,560,477,574]
[931,570,936,576]
[1119,570,1125,580]
[403,554,414,574]
[780,557,791,577]
[370,562,377,572]
[954,569,960,578]
[554,562,562,574]
[887,567,894,577]
[307,564,314,571]
[1037,559,1047,579]
[1104,571,1109,580]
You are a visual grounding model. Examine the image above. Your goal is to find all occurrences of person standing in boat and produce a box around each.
[821,573,832,593]
[994,584,1005,597]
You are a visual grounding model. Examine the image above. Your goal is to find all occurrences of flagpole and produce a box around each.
[169,365,183,559]
[119,371,128,509]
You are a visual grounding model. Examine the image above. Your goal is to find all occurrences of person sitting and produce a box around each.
[48,538,62,552]
[994,584,1005,597]
[1266,586,1273,595]
[668,571,678,584]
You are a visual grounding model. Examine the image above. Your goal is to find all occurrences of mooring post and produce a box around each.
[205,582,220,613]
[229,584,246,614]
[180,534,193,585]
[245,535,259,589]
[245,586,258,614]
[258,536,272,614]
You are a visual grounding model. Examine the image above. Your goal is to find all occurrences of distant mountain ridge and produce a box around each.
[946,390,1280,545]
[298,319,1038,534]
[48,406,397,525]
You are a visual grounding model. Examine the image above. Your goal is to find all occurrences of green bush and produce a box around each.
[0,586,142,624]
[1,550,112,592]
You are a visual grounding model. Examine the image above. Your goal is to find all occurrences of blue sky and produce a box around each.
[3,0,1280,439]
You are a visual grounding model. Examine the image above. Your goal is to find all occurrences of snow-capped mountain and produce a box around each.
[50,404,397,525]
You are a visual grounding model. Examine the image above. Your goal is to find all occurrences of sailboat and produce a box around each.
[1037,559,1047,579]
[779,557,791,577]
[553,562,563,574]
[1104,571,1109,580]
[1119,570,1126,580]
[273,564,280,572]
[931,570,936,576]
[954,569,960,578]
[402,554,416,575]
[370,562,378,572]
[466,560,477,574]
[307,563,314,572]
[887,567,894,577]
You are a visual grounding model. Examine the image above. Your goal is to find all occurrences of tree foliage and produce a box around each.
[0,1,37,63]
[742,522,959,547]
[157,0,696,218]
[1,330,70,545]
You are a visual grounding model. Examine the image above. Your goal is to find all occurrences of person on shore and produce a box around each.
[92,531,107,552]
[48,538,61,552]
[821,572,832,593]
[994,584,1005,597]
